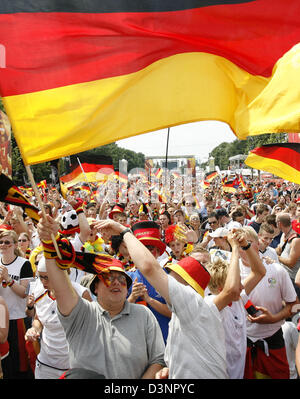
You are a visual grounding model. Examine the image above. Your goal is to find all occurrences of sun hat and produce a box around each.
[89,257,132,296]
[108,204,125,219]
[165,256,210,297]
[131,221,166,255]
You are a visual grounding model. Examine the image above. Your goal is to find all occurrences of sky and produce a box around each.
[116,120,237,163]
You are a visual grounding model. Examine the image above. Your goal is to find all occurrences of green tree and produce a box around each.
[210,133,287,170]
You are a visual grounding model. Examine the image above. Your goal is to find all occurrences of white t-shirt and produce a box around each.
[282,321,299,379]
[164,275,228,379]
[33,279,88,370]
[205,293,247,379]
[259,246,279,264]
[239,260,297,340]
[0,256,33,319]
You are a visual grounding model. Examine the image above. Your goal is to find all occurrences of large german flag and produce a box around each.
[1,1,300,165]
[245,143,300,184]
[60,153,114,188]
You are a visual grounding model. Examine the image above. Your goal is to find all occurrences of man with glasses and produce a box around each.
[36,216,165,379]
[200,212,220,250]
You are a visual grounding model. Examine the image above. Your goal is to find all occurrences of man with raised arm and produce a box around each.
[37,215,165,379]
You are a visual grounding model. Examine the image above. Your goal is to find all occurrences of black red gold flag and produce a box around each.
[0,173,40,224]
[245,143,300,184]
[222,179,237,193]
[60,153,114,188]
[1,1,300,164]
[205,171,218,182]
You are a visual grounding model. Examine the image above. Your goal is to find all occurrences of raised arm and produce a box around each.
[95,220,170,303]
[68,197,91,243]
[212,232,241,311]
[237,230,266,295]
[37,214,79,316]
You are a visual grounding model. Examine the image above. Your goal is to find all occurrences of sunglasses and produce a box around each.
[18,239,28,242]
[102,274,127,286]
[39,275,49,281]
[0,240,13,245]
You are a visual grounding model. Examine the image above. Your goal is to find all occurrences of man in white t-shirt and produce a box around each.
[239,227,298,379]
[258,223,279,264]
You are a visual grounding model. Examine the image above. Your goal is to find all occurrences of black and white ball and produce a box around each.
[61,210,79,231]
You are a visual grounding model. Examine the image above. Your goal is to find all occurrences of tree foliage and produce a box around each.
[11,138,145,186]
[209,133,287,170]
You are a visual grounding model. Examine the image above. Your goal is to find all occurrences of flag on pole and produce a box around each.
[222,179,237,193]
[205,171,218,183]
[60,154,114,188]
[245,143,300,184]
[37,180,47,190]
[1,1,300,165]
[154,169,163,180]
[0,173,40,224]
[239,175,247,189]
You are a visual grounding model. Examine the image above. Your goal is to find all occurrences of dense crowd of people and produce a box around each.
[1,172,300,380]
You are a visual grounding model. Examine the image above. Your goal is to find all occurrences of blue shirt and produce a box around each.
[127,269,170,343]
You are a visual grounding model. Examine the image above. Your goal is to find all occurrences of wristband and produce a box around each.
[7,279,14,287]
[241,242,251,251]
[75,207,84,216]
[42,234,61,259]
[119,228,132,241]
[73,199,84,215]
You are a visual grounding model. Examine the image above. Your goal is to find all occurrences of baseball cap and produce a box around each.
[209,227,229,238]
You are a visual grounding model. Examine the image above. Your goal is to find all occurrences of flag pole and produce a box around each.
[164,127,170,189]
[76,157,94,195]
[165,127,170,170]
[25,165,62,259]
